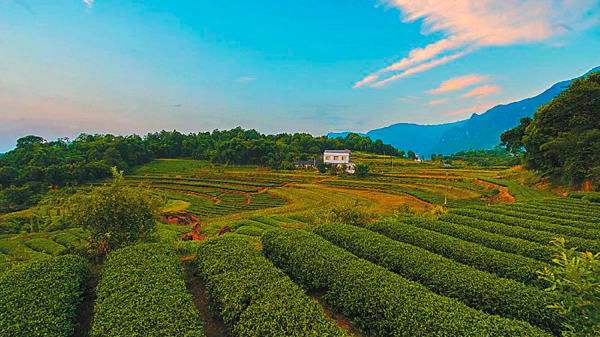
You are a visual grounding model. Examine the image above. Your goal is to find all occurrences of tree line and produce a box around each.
[501,71,600,188]
[0,128,402,212]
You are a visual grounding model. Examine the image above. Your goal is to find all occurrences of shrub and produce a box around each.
[314,223,561,333]
[235,226,265,237]
[440,213,600,253]
[363,219,546,285]
[195,234,346,337]
[395,215,554,261]
[249,216,282,227]
[0,255,90,337]
[91,243,204,337]
[471,205,600,230]
[452,209,600,241]
[504,203,600,224]
[262,229,552,337]
[25,238,67,256]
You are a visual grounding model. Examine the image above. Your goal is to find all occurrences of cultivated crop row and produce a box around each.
[504,203,600,223]
[469,205,600,230]
[262,229,551,337]
[452,208,600,241]
[91,243,205,337]
[396,215,554,261]
[314,223,560,332]
[362,220,545,285]
[524,202,600,220]
[195,234,347,336]
[0,255,90,337]
[440,213,600,252]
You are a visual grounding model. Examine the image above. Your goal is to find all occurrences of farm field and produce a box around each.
[2,156,599,336]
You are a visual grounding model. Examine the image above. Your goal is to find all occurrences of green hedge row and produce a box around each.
[527,202,600,219]
[440,213,600,253]
[195,234,347,337]
[532,199,600,215]
[91,243,205,337]
[396,215,554,261]
[235,226,265,237]
[452,209,600,241]
[471,205,599,230]
[504,204,600,224]
[249,216,283,227]
[24,238,67,256]
[363,220,545,285]
[0,255,90,337]
[229,219,276,230]
[314,223,560,333]
[262,229,552,337]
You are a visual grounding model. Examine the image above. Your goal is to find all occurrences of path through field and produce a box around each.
[72,266,101,337]
[183,262,232,337]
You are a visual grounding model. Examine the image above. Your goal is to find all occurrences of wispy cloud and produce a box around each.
[395,95,419,103]
[236,77,255,83]
[461,85,501,98]
[427,99,447,105]
[428,74,488,94]
[354,0,597,88]
[83,0,94,9]
[447,103,496,116]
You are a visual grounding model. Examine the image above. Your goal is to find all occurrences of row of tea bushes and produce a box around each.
[195,234,347,337]
[314,223,561,333]
[396,215,554,262]
[91,243,205,337]
[262,229,552,337]
[0,255,90,337]
[504,204,600,224]
[363,220,545,285]
[470,205,600,230]
[527,201,600,219]
[440,214,600,252]
[452,209,600,241]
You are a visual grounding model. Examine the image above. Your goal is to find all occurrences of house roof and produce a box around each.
[324,149,350,154]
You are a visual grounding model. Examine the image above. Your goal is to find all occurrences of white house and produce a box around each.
[324,150,355,173]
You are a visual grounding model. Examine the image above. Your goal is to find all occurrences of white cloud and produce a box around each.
[354,0,598,88]
[83,0,94,8]
[426,99,447,105]
[237,77,255,83]
[428,74,488,94]
[461,85,501,98]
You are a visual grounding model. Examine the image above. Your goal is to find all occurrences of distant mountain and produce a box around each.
[328,132,366,138]
[331,66,600,157]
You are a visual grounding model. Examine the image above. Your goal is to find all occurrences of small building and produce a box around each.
[324,150,355,173]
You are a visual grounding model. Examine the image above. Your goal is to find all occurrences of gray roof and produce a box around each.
[324,149,350,154]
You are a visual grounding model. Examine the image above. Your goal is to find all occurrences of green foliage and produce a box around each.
[440,213,600,253]
[314,203,372,227]
[472,205,600,230]
[501,117,532,155]
[447,148,522,167]
[364,218,546,285]
[262,229,552,337]
[195,234,346,337]
[538,238,600,336]
[66,168,162,258]
[315,223,561,333]
[0,255,90,337]
[91,243,204,337]
[235,225,265,237]
[451,208,600,241]
[569,191,600,203]
[354,163,370,177]
[24,238,67,256]
[397,215,554,261]
[503,71,600,186]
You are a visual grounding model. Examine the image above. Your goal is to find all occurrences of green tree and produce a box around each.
[66,167,162,259]
[537,237,599,336]
[407,150,417,160]
[501,117,532,154]
[354,163,370,177]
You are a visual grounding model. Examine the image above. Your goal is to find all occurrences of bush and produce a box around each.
[262,229,552,337]
[0,255,90,337]
[195,234,346,337]
[314,223,561,333]
[91,243,204,337]
[471,205,600,230]
[364,219,546,285]
[25,238,67,256]
[395,215,554,261]
[235,225,265,237]
[451,209,600,241]
[440,213,600,253]
[249,216,282,227]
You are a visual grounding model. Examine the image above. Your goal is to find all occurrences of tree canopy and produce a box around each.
[501,71,600,187]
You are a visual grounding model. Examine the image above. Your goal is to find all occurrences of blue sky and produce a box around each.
[1,0,599,152]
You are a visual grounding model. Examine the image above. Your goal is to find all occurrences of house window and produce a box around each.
[326,156,331,160]
[334,156,339,160]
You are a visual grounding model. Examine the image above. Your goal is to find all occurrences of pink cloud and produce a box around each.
[373,51,468,87]
[354,0,596,89]
[427,99,448,105]
[447,103,496,116]
[428,74,488,94]
[461,85,501,98]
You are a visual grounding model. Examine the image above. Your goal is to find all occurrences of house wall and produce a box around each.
[323,153,350,164]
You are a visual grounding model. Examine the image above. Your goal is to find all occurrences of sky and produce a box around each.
[1,0,600,152]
